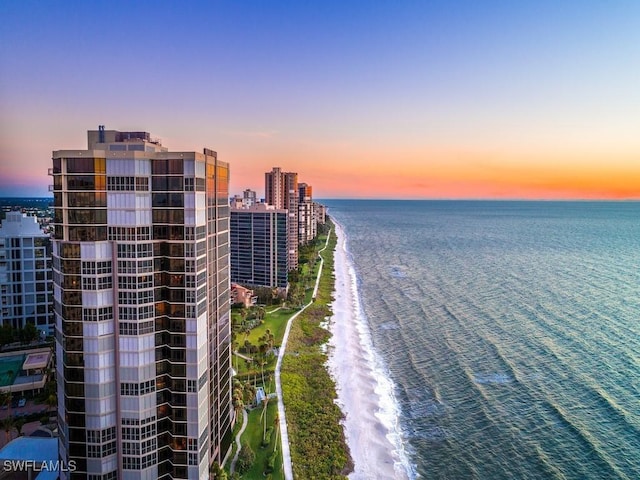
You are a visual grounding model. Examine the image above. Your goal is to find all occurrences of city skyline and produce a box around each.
[2,1,640,199]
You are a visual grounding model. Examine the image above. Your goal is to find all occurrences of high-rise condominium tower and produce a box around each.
[51,127,232,480]
[230,203,289,290]
[264,167,298,269]
[0,211,53,335]
[297,183,316,244]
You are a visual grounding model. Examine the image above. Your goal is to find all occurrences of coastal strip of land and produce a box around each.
[280,221,353,479]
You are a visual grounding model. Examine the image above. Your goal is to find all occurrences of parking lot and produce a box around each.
[0,397,48,421]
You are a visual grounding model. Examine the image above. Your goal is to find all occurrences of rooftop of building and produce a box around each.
[87,126,168,152]
[230,203,288,213]
[0,211,47,238]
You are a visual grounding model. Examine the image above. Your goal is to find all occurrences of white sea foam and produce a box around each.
[327,220,416,480]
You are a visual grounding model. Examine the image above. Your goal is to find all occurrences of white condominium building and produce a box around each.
[0,211,53,335]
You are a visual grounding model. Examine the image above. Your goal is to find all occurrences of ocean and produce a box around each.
[324,200,640,480]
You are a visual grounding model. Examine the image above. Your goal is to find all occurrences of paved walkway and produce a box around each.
[275,229,332,480]
[229,408,249,474]
[233,351,254,362]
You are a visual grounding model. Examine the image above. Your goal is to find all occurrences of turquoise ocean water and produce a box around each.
[325,200,640,480]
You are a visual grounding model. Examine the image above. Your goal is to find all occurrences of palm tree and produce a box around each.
[238,309,249,337]
[43,373,56,398]
[257,343,268,388]
[45,393,57,417]
[14,418,25,437]
[232,381,244,421]
[209,461,228,480]
[232,393,244,422]
[243,323,251,343]
[272,411,280,454]
[0,391,9,411]
[243,381,256,406]
[5,392,13,417]
[260,397,269,444]
[2,416,14,444]
[259,329,275,352]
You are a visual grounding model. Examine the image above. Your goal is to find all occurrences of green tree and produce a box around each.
[0,391,9,410]
[243,381,256,405]
[232,381,245,421]
[4,392,13,416]
[259,329,275,352]
[260,397,269,445]
[235,441,255,474]
[2,416,14,443]
[255,306,266,321]
[257,342,269,388]
[0,325,14,349]
[14,418,25,436]
[287,283,305,308]
[24,323,39,343]
[272,411,280,454]
[209,461,227,480]
[46,393,57,416]
[44,368,56,396]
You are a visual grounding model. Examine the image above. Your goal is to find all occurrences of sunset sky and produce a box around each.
[1,1,639,199]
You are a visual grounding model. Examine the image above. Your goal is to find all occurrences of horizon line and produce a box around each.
[2,195,640,203]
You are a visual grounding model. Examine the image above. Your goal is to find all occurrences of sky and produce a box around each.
[1,0,639,199]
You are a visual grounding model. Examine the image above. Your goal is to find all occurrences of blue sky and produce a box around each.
[1,1,639,198]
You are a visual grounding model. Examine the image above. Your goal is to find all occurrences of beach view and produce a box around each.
[1,1,639,479]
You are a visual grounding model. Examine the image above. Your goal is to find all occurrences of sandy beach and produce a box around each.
[327,221,412,480]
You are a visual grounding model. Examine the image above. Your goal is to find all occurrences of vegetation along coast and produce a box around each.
[221,218,352,479]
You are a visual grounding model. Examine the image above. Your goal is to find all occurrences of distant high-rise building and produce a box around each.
[230,194,244,209]
[230,203,288,290]
[242,189,257,208]
[314,202,327,225]
[0,211,53,335]
[297,183,316,244]
[265,167,298,269]
[51,127,232,479]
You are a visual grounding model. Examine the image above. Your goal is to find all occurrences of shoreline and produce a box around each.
[327,220,412,480]
[279,225,353,479]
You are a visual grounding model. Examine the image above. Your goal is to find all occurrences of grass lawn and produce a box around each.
[237,399,283,480]
[245,308,296,346]
[233,307,297,380]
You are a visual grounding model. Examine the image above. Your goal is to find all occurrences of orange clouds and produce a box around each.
[248,143,640,199]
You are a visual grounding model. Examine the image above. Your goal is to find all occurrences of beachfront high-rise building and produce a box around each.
[230,203,289,291]
[51,127,232,479]
[314,202,327,226]
[297,183,316,244]
[265,167,298,269]
[0,211,53,335]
